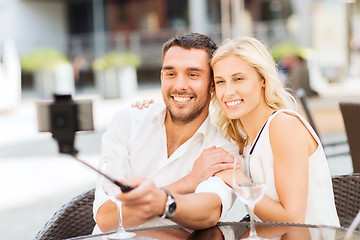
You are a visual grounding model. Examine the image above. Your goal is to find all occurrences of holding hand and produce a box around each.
[118,178,167,223]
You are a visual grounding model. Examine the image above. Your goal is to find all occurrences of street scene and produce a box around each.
[0,0,360,239]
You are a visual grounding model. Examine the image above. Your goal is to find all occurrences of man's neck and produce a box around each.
[164,110,208,158]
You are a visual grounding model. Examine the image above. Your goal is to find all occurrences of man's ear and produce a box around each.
[160,69,164,81]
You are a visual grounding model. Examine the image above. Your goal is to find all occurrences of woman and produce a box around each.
[210,37,339,226]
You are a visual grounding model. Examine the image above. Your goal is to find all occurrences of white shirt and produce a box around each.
[244,109,340,227]
[93,102,240,232]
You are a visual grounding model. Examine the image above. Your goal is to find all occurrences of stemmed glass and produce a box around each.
[345,210,360,240]
[99,155,136,239]
[233,155,266,239]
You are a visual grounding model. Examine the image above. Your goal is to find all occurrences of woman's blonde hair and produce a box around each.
[210,37,296,153]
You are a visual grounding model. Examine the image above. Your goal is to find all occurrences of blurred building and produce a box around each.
[0,0,358,92]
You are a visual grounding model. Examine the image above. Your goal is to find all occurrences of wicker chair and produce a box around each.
[34,188,96,240]
[340,102,360,173]
[296,88,349,158]
[332,174,360,227]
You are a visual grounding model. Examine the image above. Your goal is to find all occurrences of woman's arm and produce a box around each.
[165,146,235,194]
[254,113,313,223]
[215,113,315,223]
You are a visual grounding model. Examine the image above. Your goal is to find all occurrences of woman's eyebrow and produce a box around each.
[231,72,245,77]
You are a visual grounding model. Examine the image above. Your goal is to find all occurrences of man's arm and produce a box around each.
[94,109,148,232]
[95,147,235,232]
[118,178,223,230]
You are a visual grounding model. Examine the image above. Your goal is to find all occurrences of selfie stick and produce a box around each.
[71,154,133,193]
[49,94,133,193]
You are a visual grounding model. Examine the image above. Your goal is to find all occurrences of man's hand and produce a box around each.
[118,178,167,223]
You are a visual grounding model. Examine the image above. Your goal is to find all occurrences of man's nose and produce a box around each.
[173,74,189,91]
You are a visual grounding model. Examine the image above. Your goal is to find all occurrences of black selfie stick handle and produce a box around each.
[49,94,133,193]
[70,153,133,193]
[50,94,79,155]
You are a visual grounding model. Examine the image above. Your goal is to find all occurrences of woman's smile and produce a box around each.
[225,99,244,108]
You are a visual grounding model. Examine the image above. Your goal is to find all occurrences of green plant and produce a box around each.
[271,42,304,63]
[20,48,69,72]
[92,51,142,71]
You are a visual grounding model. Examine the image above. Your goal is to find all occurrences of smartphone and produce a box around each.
[36,99,94,132]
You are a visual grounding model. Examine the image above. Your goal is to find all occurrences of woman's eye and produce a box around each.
[235,77,243,81]
[215,80,224,84]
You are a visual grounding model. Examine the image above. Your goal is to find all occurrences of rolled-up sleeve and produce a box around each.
[93,187,109,222]
[93,109,132,222]
[195,176,236,220]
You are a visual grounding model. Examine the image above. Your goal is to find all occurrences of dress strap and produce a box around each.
[249,111,277,155]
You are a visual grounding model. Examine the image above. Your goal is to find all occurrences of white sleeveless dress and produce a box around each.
[243,109,340,227]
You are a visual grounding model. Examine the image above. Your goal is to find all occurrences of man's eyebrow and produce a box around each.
[162,66,174,70]
[187,67,203,72]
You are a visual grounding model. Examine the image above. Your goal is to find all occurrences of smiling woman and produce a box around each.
[210,37,340,227]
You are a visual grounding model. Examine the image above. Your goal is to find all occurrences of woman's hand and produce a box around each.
[131,99,155,109]
[188,146,234,188]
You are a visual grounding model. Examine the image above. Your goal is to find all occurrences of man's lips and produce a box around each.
[172,96,192,103]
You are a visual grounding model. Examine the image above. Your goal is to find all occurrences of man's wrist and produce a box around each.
[160,188,177,219]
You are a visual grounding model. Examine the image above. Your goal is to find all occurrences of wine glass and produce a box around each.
[233,155,266,239]
[345,210,360,240]
[100,155,136,239]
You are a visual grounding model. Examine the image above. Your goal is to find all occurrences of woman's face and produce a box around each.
[213,54,265,120]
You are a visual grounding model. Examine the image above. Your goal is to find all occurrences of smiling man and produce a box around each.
[93,33,239,233]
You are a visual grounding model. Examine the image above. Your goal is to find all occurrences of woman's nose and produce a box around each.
[224,82,235,96]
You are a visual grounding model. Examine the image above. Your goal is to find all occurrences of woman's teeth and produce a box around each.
[226,100,243,107]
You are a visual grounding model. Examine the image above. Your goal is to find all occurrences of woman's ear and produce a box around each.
[210,80,216,93]
[261,77,266,88]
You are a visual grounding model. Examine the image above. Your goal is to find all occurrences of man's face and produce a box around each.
[161,46,213,124]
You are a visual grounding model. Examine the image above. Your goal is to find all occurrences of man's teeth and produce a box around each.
[226,100,243,107]
[174,97,191,102]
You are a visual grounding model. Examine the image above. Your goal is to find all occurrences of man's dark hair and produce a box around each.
[162,32,218,63]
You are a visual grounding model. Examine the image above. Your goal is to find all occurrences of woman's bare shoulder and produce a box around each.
[269,112,309,145]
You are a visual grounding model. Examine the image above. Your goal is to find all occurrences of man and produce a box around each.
[93,33,239,233]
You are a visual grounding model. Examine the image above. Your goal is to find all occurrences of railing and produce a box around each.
[66,20,290,69]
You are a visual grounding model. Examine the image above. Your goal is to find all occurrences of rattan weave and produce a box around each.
[34,189,96,240]
[332,174,360,228]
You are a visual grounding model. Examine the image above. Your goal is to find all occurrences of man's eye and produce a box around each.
[189,73,199,77]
